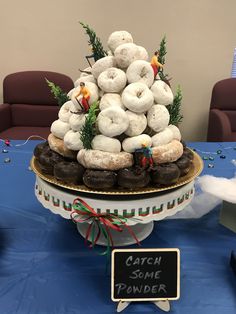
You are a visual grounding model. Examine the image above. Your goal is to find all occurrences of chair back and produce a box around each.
[3,71,74,127]
[3,71,74,105]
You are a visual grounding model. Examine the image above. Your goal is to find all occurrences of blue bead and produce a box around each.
[220,155,226,159]
[2,149,8,153]
[208,163,214,168]
[4,158,11,163]
[217,150,222,154]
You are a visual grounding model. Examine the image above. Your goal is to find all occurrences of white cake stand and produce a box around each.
[34,175,195,246]
[32,151,203,246]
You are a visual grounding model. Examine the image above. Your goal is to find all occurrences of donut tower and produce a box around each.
[35,30,194,190]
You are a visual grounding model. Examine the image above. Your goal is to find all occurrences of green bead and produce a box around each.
[203,156,209,160]
[209,156,214,161]
[217,150,222,154]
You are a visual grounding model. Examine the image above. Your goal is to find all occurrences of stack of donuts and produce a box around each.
[36,30,194,190]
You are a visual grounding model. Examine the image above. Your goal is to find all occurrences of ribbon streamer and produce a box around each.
[71,197,140,255]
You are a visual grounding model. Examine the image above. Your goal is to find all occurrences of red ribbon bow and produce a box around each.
[71,197,140,254]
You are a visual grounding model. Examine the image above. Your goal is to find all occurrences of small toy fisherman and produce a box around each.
[150,51,164,78]
[136,143,154,168]
[74,82,91,113]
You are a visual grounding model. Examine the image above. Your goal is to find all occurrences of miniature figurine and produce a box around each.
[74,82,91,113]
[150,51,164,78]
[135,143,154,168]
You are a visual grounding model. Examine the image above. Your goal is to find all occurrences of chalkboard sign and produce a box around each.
[111,248,180,302]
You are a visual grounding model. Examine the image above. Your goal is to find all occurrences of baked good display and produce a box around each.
[33,28,197,191]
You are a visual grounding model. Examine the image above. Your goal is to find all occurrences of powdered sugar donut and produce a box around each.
[48,133,77,160]
[152,128,174,147]
[79,67,92,77]
[147,104,170,132]
[152,140,183,163]
[136,45,149,61]
[99,93,125,111]
[64,130,83,151]
[97,67,127,93]
[114,43,148,69]
[97,107,129,137]
[122,134,152,153]
[126,60,154,87]
[77,149,133,171]
[92,135,121,153]
[69,113,86,131]
[50,119,70,140]
[122,82,154,113]
[74,75,96,86]
[125,110,147,136]
[91,56,116,79]
[151,80,174,105]
[107,31,133,53]
[58,101,74,123]
[167,124,182,141]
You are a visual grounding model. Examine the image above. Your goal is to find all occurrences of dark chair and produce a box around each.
[207,78,236,141]
[0,71,74,140]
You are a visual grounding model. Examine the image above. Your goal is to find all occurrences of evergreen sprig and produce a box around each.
[80,101,99,149]
[45,79,69,107]
[80,22,107,61]
[158,35,168,81]
[167,85,183,126]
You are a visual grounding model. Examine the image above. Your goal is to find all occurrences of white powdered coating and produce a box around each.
[64,130,83,151]
[135,45,149,61]
[122,134,152,153]
[69,113,86,132]
[167,124,182,141]
[126,60,154,87]
[99,93,125,111]
[92,135,121,153]
[50,119,70,140]
[77,149,133,170]
[114,43,148,69]
[125,110,147,136]
[91,56,116,79]
[122,82,154,113]
[152,128,174,147]
[151,80,174,105]
[97,67,127,93]
[147,104,170,132]
[97,107,129,137]
[79,67,92,78]
[107,31,133,53]
[152,140,183,163]
[74,75,96,86]
[58,101,74,123]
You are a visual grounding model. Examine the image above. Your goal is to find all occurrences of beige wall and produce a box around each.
[0,0,235,141]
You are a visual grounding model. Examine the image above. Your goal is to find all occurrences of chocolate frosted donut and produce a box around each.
[175,156,191,176]
[33,141,50,159]
[182,147,194,161]
[54,161,85,184]
[83,170,117,189]
[38,150,64,175]
[151,163,180,186]
[117,168,150,189]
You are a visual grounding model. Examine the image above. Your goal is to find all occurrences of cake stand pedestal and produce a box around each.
[34,175,195,246]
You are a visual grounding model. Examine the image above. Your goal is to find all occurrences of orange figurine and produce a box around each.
[150,51,163,78]
[74,82,91,113]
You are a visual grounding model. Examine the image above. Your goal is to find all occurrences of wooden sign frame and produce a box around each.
[111,248,180,302]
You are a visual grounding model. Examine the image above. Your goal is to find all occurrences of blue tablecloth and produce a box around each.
[0,141,235,314]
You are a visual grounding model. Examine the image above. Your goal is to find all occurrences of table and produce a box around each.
[0,141,235,314]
